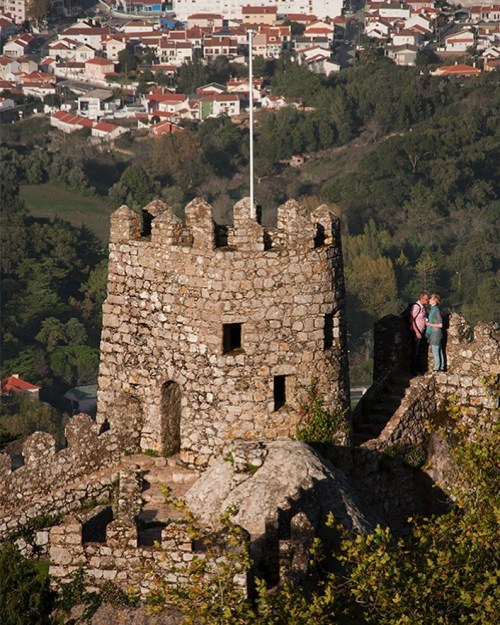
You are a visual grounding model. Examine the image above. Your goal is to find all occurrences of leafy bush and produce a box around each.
[0,542,54,625]
[295,381,347,445]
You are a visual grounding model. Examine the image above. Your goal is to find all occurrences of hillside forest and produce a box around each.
[1,57,499,411]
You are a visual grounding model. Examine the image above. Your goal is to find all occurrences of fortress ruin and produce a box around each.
[0,195,497,603]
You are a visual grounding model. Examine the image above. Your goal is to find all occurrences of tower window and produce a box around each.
[324,313,334,349]
[274,375,286,411]
[223,323,242,354]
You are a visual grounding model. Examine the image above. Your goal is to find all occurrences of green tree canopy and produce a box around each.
[177,58,209,94]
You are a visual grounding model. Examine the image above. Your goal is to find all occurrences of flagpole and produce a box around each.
[248,29,255,219]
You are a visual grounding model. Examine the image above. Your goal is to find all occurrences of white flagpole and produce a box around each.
[248,29,255,219]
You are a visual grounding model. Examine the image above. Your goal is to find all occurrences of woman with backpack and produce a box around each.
[426,293,444,372]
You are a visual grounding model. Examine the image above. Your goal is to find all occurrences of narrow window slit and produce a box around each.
[274,375,286,411]
[324,313,334,349]
[223,323,242,354]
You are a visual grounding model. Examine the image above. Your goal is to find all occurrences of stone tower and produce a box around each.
[96,197,350,466]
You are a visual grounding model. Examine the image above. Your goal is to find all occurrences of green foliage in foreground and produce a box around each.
[146,393,499,625]
[0,543,54,625]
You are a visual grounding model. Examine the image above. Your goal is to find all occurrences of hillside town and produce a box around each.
[0,0,499,138]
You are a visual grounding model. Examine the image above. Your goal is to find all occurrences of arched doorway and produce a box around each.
[161,381,181,456]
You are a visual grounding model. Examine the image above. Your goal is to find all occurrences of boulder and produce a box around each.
[185,438,377,538]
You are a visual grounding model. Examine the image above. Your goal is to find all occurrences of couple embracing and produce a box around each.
[410,291,445,375]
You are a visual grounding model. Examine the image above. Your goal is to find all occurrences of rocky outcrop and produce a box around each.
[185,438,377,537]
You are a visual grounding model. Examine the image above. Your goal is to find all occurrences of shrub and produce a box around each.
[0,542,54,625]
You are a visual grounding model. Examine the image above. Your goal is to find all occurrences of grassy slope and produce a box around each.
[20,184,114,243]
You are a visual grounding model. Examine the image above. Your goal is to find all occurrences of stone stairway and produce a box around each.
[352,375,411,446]
[121,454,199,546]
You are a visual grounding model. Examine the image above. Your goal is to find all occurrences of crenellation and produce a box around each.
[22,431,56,464]
[185,197,216,250]
[110,205,142,242]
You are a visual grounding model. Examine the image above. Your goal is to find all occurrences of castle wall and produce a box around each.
[97,198,350,465]
[357,314,499,450]
[47,458,315,596]
[0,414,133,540]
[346,314,499,529]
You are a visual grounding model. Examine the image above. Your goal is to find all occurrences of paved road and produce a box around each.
[351,387,368,402]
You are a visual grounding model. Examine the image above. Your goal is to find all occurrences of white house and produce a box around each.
[304,20,335,44]
[366,20,392,40]
[77,88,116,119]
[3,33,34,57]
[252,31,284,58]
[304,53,341,74]
[392,28,424,47]
[261,94,301,109]
[379,3,412,20]
[146,92,189,113]
[59,22,111,52]
[226,76,263,102]
[91,121,129,142]
[385,44,419,66]
[469,5,500,23]
[0,0,27,24]
[75,44,96,63]
[172,0,344,22]
[298,44,333,62]
[159,40,193,65]
[198,93,240,119]
[103,36,128,62]
[186,13,224,28]
[122,19,159,33]
[84,56,116,81]
[50,110,94,133]
[0,55,20,80]
[443,29,476,52]
[405,13,433,34]
[202,35,238,60]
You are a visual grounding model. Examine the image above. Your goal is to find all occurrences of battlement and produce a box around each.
[110,197,341,255]
[0,414,140,512]
[98,196,350,466]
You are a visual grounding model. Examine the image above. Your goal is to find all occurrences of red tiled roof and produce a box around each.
[85,57,114,66]
[152,120,184,135]
[0,80,18,89]
[188,13,223,19]
[51,110,94,127]
[1,375,40,394]
[242,6,277,14]
[146,93,187,102]
[160,40,192,49]
[199,94,239,102]
[93,121,119,133]
[0,17,15,28]
[436,63,481,75]
[285,13,317,22]
[62,26,111,36]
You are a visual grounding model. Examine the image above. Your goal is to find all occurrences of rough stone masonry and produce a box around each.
[96,197,350,466]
